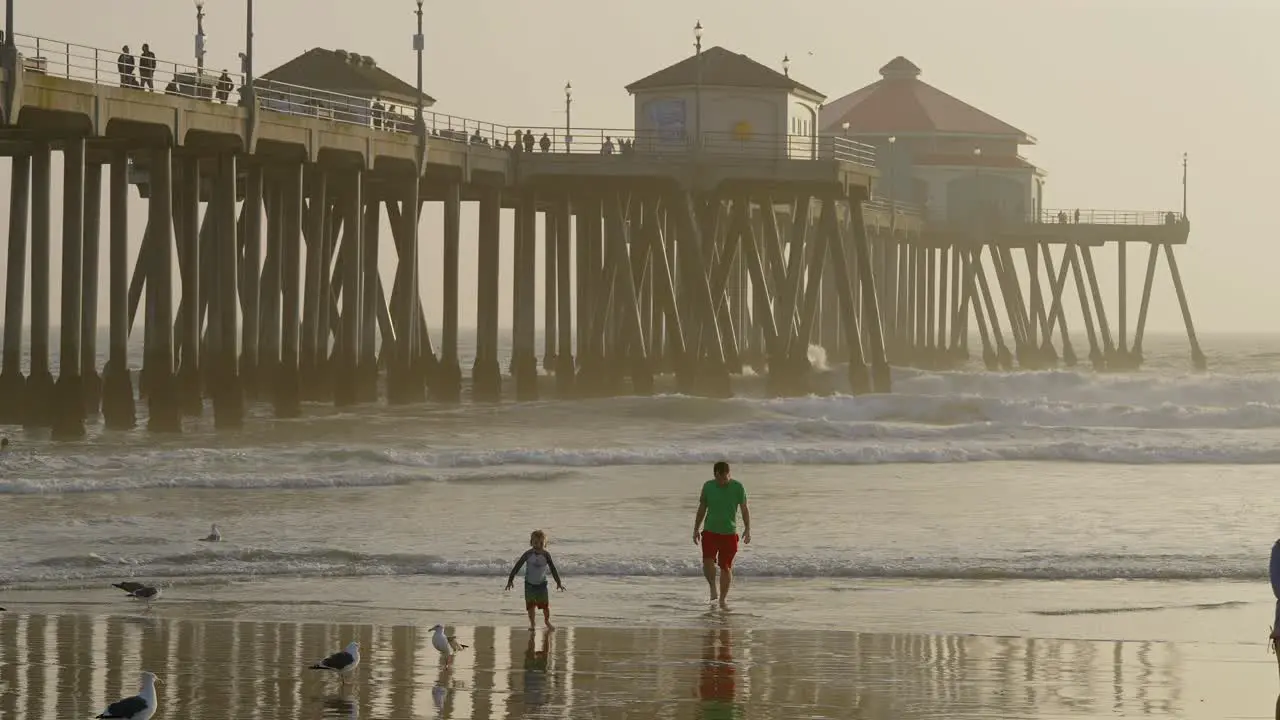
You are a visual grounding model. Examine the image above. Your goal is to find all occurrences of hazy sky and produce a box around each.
[1,0,1269,350]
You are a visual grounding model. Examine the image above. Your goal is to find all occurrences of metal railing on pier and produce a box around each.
[11,32,876,169]
[13,32,245,104]
[1038,208,1187,226]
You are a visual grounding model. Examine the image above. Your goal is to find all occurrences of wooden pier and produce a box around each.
[0,35,1204,438]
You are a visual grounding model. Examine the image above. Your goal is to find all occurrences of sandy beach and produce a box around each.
[1,576,1278,719]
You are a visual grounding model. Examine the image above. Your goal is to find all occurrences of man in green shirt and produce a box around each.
[693,461,751,609]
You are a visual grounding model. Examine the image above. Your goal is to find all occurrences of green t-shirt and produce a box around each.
[701,479,747,535]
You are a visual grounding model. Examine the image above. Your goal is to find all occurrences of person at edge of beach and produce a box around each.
[505,529,565,631]
[693,461,751,609]
[1,437,9,452]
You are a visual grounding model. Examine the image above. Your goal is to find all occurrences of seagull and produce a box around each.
[199,524,221,542]
[96,670,160,720]
[308,640,360,688]
[431,625,468,669]
[129,586,161,608]
[112,581,147,596]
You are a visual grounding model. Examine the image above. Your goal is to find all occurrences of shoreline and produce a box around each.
[0,604,1276,719]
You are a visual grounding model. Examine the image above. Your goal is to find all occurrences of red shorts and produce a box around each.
[700,531,739,569]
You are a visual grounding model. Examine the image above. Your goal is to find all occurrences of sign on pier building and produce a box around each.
[625,46,826,159]
[820,56,1044,226]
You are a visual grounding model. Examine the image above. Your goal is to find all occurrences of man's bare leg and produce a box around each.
[703,558,718,601]
[543,606,555,631]
[718,566,732,609]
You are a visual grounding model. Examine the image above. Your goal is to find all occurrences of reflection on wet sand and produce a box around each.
[0,610,1214,719]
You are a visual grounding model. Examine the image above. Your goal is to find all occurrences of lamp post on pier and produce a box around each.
[887,135,897,211]
[413,0,426,166]
[194,0,206,71]
[782,54,790,77]
[693,20,702,152]
[564,82,572,152]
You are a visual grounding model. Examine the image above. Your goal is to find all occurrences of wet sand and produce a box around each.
[0,591,1278,719]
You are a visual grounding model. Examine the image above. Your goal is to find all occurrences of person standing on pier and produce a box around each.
[117,46,136,88]
[138,44,156,90]
[693,461,751,609]
[215,70,233,103]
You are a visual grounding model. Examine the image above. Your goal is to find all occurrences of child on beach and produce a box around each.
[505,529,565,630]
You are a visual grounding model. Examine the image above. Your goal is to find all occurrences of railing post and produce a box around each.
[64,41,68,79]
[94,48,98,84]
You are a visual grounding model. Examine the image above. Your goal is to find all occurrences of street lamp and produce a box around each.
[782,54,790,77]
[413,0,425,153]
[693,20,702,151]
[564,81,572,152]
[194,0,206,71]
[841,121,849,137]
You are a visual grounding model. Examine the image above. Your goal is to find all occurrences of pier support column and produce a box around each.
[388,176,424,404]
[102,151,136,429]
[0,153,30,423]
[543,207,557,373]
[25,143,54,429]
[52,136,87,440]
[212,153,243,428]
[334,171,363,407]
[433,181,462,403]
[176,157,202,417]
[146,145,180,433]
[275,163,303,418]
[553,199,575,396]
[358,192,380,403]
[240,163,262,400]
[513,189,539,401]
[472,186,502,402]
[81,162,103,416]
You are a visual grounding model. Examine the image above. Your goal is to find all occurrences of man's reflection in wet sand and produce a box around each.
[697,628,740,720]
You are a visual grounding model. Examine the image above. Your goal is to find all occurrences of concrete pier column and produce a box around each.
[0,153,30,423]
[434,181,462,403]
[358,192,380,402]
[240,164,262,399]
[334,171,363,407]
[314,190,334,401]
[52,136,87,440]
[145,144,180,433]
[25,143,54,429]
[259,182,283,402]
[80,162,103,415]
[388,177,423,404]
[275,163,303,418]
[212,153,243,428]
[543,208,557,372]
[102,151,136,430]
[513,190,539,401]
[300,169,325,400]
[471,186,502,402]
[177,157,202,416]
[553,199,575,396]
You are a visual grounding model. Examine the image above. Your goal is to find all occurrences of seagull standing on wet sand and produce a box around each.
[431,624,469,669]
[308,640,361,688]
[200,524,221,542]
[96,670,160,720]
[112,581,147,596]
[129,586,161,607]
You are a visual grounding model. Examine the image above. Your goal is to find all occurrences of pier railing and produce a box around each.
[1037,208,1187,226]
[497,127,877,167]
[13,32,245,103]
[12,32,877,169]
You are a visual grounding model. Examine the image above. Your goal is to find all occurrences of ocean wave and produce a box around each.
[1,548,1268,589]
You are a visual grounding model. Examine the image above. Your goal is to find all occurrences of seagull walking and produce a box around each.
[431,624,468,669]
[200,524,221,542]
[128,586,161,610]
[308,640,360,688]
[96,670,160,720]
[112,581,147,596]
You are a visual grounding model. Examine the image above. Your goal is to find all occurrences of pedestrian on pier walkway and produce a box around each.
[138,44,156,90]
[117,46,136,88]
